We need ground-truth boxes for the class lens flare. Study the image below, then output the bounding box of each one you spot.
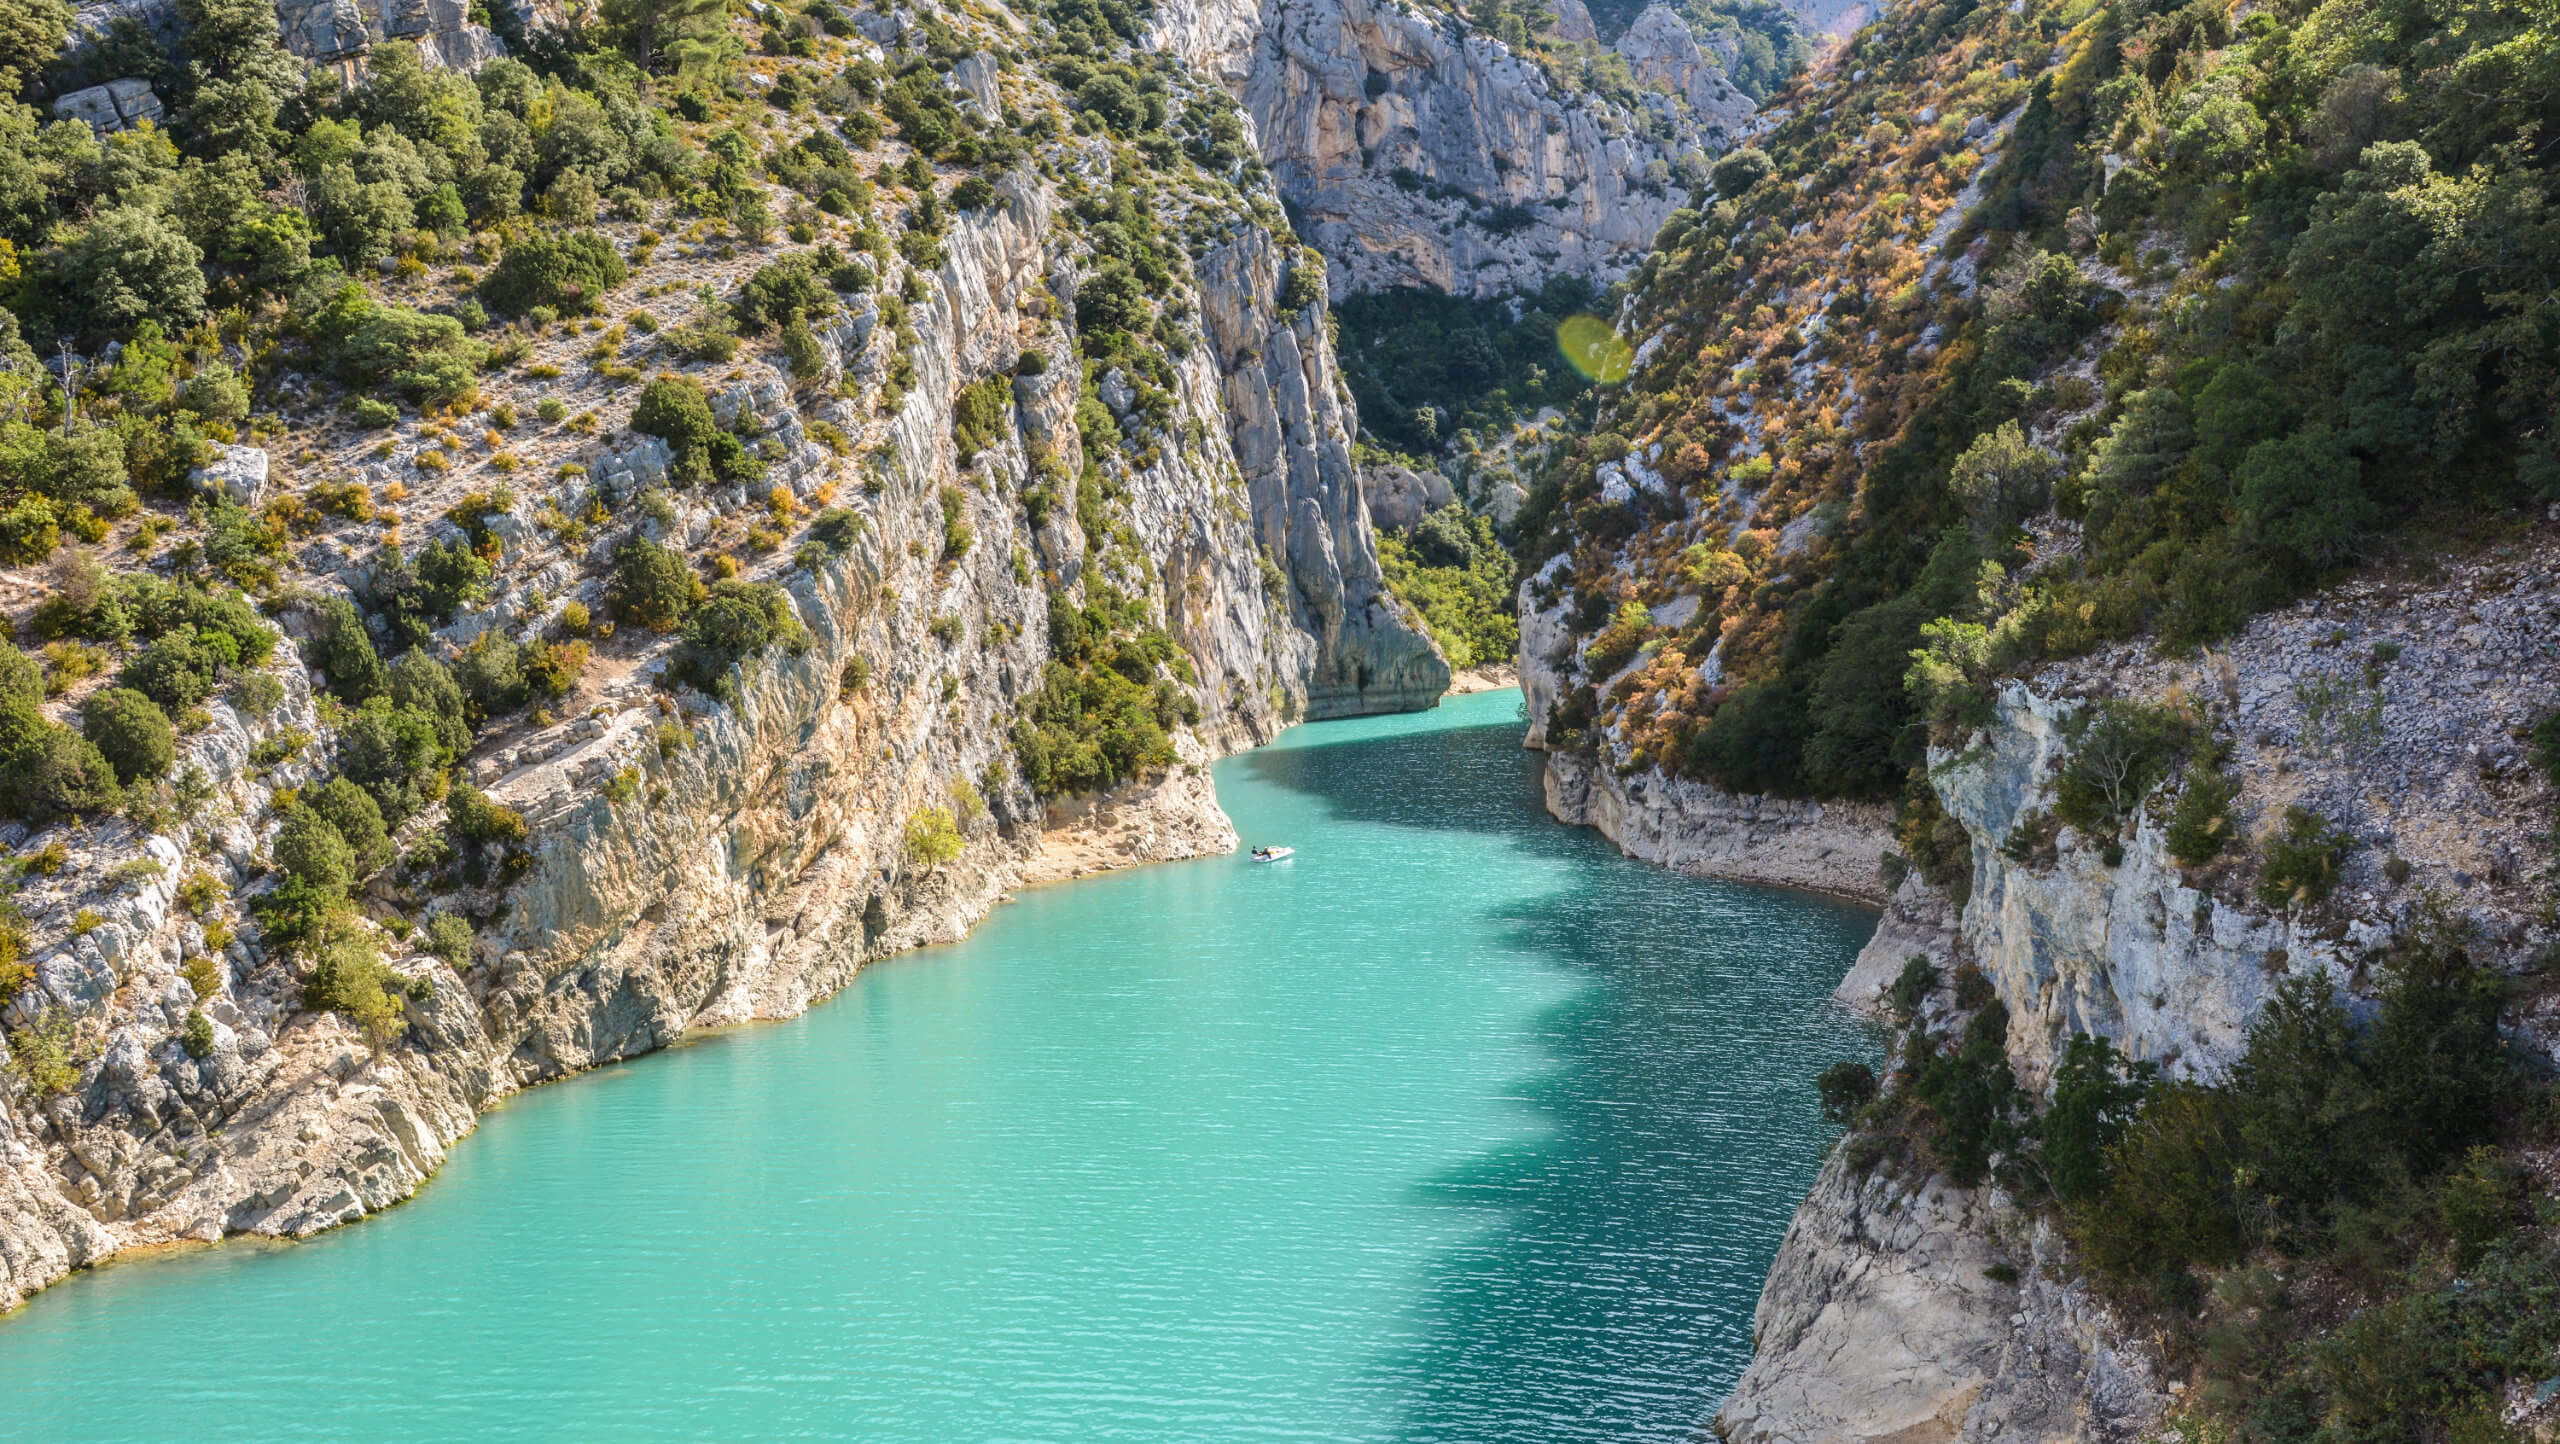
[1557,314,1634,383]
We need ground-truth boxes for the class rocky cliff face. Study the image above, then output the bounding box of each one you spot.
[1699,538,2560,1440]
[67,0,507,83]
[0,92,1442,1308]
[1153,0,1752,295]
[1715,1152,2166,1444]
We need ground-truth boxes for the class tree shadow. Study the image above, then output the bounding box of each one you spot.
[1246,713,1883,1441]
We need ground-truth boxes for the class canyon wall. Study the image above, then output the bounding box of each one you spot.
[1545,540,2560,1441]
[0,121,1442,1307]
[1154,0,1753,295]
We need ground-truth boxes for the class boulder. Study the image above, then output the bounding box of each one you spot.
[51,78,163,134]
[1359,460,1454,533]
[192,443,268,507]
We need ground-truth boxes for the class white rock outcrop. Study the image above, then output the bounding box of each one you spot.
[1154,0,1751,295]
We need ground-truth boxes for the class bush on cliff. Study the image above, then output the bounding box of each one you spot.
[478,230,628,317]
[606,535,704,634]
[81,687,174,784]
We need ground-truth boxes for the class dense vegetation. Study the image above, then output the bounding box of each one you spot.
[1332,277,1603,456]
[1012,589,1198,797]
[1376,506,1518,671]
[1531,0,2560,825]
[1448,0,1811,103]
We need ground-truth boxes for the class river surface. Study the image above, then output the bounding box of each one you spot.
[0,689,1875,1440]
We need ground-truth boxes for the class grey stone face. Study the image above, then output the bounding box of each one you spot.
[51,77,165,133]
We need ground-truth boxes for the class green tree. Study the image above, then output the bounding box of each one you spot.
[120,631,220,710]
[2362,908,2515,1173]
[607,536,702,633]
[1710,145,1773,197]
[1815,1060,1878,1127]
[272,806,356,895]
[306,775,393,876]
[478,230,628,316]
[600,0,732,76]
[2238,428,2373,572]
[80,686,174,784]
[336,699,448,823]
[179,0,303,161]
[386,650,470,756]
[1947,422,2059,536]
[55,207,206,338]
[308,597,388,701]
[0,0,70,99]
[0,705,121,820]
[2041,1034,2155,1205]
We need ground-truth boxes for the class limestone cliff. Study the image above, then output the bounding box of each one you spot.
[1153,0,1753,295]
[0,57,1442,1309]
[1694,541,2560,1440]
[1714,1153,2166,1444]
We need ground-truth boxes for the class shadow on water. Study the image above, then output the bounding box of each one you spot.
[1246,708,1882,1442]
[1233,712,1560,846]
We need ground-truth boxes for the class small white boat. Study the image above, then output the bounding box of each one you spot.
[1251,846,1295,862]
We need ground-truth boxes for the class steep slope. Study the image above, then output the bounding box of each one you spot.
[1507,0,2560,1434]
[1154,0,1758,295]
[0,0,1440,1308]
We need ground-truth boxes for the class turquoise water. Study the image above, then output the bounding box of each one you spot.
[0,689,1876,1441]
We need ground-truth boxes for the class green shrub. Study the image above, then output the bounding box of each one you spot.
[478,230,628,316]
[352,397,400,428]
[1376,507,1517,671]
[81,687,174,784]
[445,782,528,848]
[1888,954,1937,1018]
[386,652,470,756]
[336,699,450,824]
[1816,1060,1878,1127]
[120,631,222,711]
[733,253,834,333]
[952,376,1012,464]
[273,807,356,896]
[180,1008,215,1058]
[673,580,805,697]
[5,1010,78,1098]
[2053,701,2191,839]
[307,776,394,876]
[302,926,409,1049]
[806,507,865,554]
[939,485,973,558]
[453,632,528,722]
[2164,761,2238,867]
[305,598,387,702]
[1908,1000,2030,1187]
[782,312,825,381]
[2256,806,2349,912]
[1010,658,1183,797]
[1277,250,1325,312]
[308,283,487,408]
[629,375,755,487]
[423,912,475,970]
[0,697,123,821]
[607,536,704,633]
[2041,1034,2155,1205]
[903,806,962,867]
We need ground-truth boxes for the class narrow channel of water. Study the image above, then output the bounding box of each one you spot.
[0,689,1876,1440]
